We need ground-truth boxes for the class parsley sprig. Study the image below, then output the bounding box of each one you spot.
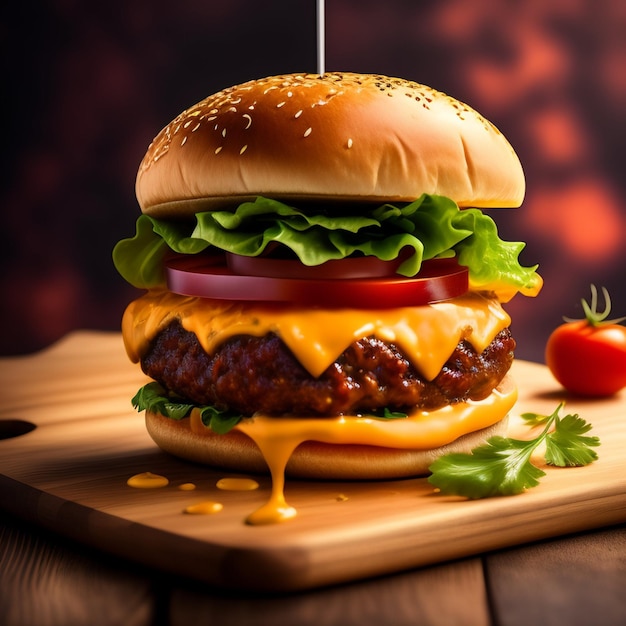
[427,403,600,499]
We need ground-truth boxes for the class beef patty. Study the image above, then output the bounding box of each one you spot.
[141,321,515,417]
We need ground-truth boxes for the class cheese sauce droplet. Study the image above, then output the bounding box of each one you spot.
[127,472,169,488]
[184,501,224,515]
[216,477,259,491]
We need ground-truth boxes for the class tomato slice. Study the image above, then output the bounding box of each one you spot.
[165,254,468,308]
[227,251,409,279]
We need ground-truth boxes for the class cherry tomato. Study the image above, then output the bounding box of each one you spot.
[165,254,468,308]
[545,286,626,396]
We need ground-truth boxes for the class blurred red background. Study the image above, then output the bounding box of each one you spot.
[2,1,625,362]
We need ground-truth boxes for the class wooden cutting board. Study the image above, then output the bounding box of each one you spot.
[0,331,624,592]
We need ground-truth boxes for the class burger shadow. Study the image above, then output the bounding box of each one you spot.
[18,447,273,495]
[525,388,622,407]
[19,444,424,492]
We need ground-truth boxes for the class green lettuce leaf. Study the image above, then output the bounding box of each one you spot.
[130,381,409,434]
[131,382,243,434]
[112,194,541,298]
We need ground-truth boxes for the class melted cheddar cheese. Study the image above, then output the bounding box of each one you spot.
[125,289,515,524]
[122,290,510,380]
[188,383,517,524]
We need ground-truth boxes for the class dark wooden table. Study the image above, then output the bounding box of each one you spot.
[1,510,624,626]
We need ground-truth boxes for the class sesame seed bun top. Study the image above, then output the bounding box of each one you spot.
[136,72,525,218]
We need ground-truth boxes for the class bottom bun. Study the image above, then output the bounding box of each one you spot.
[145,384,514,480]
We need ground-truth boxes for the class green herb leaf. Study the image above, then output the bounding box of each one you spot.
[520,411,552,427]
[428,403,600,499]
[131,383,243,434]
[132,382,192,419]
[198,405,245,435]
[428,436,545,499]
[365,407,409,419]
[545,413,600,467]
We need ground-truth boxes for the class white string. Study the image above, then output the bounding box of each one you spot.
[317,0,325,75]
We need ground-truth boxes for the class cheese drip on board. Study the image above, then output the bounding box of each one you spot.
[122,290,510,380]
[188,382,517,524]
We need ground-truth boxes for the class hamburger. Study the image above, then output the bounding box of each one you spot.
[113,72,542,489]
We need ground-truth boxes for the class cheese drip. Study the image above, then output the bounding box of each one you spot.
[188,383,518,524]
[122,291,510,380]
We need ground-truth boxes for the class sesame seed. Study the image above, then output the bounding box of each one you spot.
[294,110,303,118]
[347,138,353,148]
[222,128,227,138]
[215,146,223,154]
[240,145,248,155]
[227,106,237,113]
[181,136,187,146]
[303,127,312,137]
[191,123,201,132]
[243,114,252,129]
[277,102,286,108]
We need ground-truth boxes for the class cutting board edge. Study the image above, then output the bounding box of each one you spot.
[2,469,625,592]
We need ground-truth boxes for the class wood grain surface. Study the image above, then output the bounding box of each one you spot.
[2,508,624,626]
[0,331,624,592]
[0,511,155,626]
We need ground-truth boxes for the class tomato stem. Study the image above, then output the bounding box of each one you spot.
[564,284,626,327]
